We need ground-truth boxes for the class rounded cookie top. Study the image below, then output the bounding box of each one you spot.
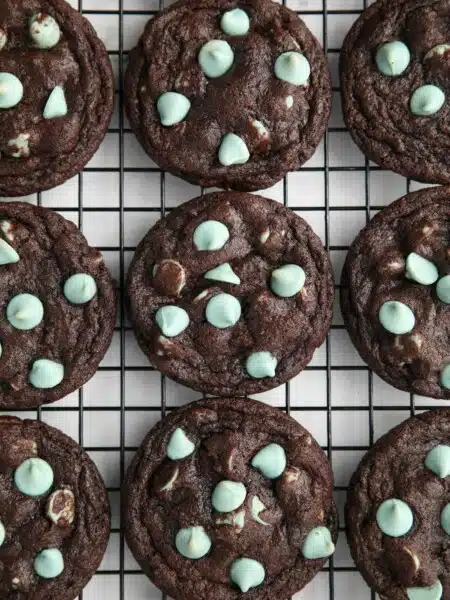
[341,186,450,399]
[127,191,333,396]
[124,396,338,600]
[341,0,450,184]
[0,0,114,197]
[346,409,450,600]
[0,201,116,409]
[125,0,331,192]
[0,416,110,599]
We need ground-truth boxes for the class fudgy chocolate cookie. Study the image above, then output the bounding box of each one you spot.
[127,191,333,396]
[341,186,450,399]
[125,0,331,192]
[0,201,116,409]
[341,0,450,184]
[0,416,110,599]
[124,396,338,600]
[346,409,450,600]
[0,0,114,197]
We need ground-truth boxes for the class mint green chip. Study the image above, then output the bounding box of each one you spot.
[410,85,445,116]
[376,498,413,537]
[246,351,277,378]
[437,275,450,304]
[230,558,265,592]
[14,457,54,497]
[379,300,415,335]
[34,548,64,579]
[176,526,211,559]
[221,9,250,36]
[205,293,241,328]
[198,40,234,78]
[405,253,438,285]
[155,306,189,337]
[274,51,310,86]
[375,41,410,76]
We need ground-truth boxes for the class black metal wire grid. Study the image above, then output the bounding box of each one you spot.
[3,0,443,598]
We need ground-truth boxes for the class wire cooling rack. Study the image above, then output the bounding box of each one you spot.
[2,0,445,598]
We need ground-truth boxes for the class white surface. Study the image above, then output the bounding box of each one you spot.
[3,1,438,599]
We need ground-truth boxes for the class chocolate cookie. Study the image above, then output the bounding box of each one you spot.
[125,0,331,192]
[341,0,450,184]
[345,408,450,600]
[0,415,110,599]
[0,0,114,197]
[341,186,450,399]
[0,201,116,409]
[124,396,338,600]
[127,191,333,396]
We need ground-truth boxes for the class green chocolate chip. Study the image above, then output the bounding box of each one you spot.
[64,274,97,304]
[155,306,189,337]
[302,527,335,560]
[425,445,450,478]
[14,458,54,497]
[218,133,250,166]
[205,263,240,285]
[205,293,241,328]
[30,13,61,49]
[441,503,450,535]
[194,220,230,251]
[7,293,44,330]
[274,51,310,86]
[251,496,268,525]
[410,85,445,116]
[376,499,413,537]
[251,443,286,479]
[375,41,410,76]
[436,275,450,303]
[34,548,64,579]
[198,40,234,78]
[212,480,246,513]
[43,86,67,119]
[405,253,439,285]
[407,581,443,600]
[0,73,23,109]
[271,264,306,297]
[378,300,415,335]
[221,8,250,36]
[285,95,294,108]
[441,365,450,389]
[167,428,195,460]
[246,351,277,378]
[0,238,19,265]
[230,558,265,592]
[156,92,191,126]
[0,521,5,546]
[176,526,211,559]
[29,359,64,389]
